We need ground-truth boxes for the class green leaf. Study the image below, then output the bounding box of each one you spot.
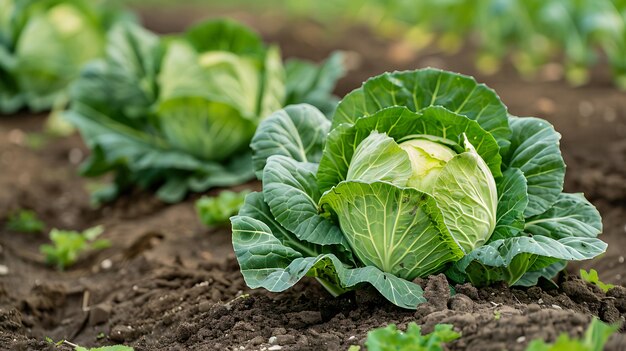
[365,322,460,351]
[318,106,502,193]
[263,155,350,249]
[524,193,602,239]
[69,21,162,121]
[156,96,256,161]
[319,181,464,280]
[184,18,264,57]
[504,116,565,217]
[284,51,345,116]
[580,269,615,293]
[231,215,425,309]
[452,235,607,286]
[5,209,45,233]
[333,68,511,153]
[515,261,566,287]
[158,39,263,118]
[251,104,330,178]
[433,137,498,253]
[237,192,332,258]
[346,131,412,186]
[258,45,286,118]
[525,318,618,351]
[491,168,528,240]
[196,190,251,227]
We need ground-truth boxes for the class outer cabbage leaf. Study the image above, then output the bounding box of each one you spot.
[250,104,330,178]
[333,68,511,153]
[184,18,264,57]
[284,51,345,116]
[524,193,602,239]
[504,116,565,217]
[514,261,567,287]
[318,106,502,193]
[449,235,606,286]
[262,155,351,250]
[491,167,528,240]
[65,105,253,203]
[69,22,162,122]
[319,181,464,280]
[232,208,426,309]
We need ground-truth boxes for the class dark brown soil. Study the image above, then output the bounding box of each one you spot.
[1,6,626,351]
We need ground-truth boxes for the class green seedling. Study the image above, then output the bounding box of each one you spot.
[525,318,619,351]
[196,190,251,227]
[40,225,109,270]
[5,209,45,233]
[365,323,460,351]
[46,337,134,351]
[580,269,615,293]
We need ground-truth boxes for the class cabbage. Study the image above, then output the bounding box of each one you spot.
[0,0,130,113]
[66,19,345,203]
[232,68,606,309]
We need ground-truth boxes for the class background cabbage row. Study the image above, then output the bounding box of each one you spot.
[0,0,131,113]
[66,19,345,203]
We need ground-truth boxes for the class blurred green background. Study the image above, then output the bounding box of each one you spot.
[126,0,626,89]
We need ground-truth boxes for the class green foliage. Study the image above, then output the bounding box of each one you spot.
[45,337,134,351]
[40,225,109,270]
[0,0,132,113]
[580,269,615,293]
[5,209,44,233]
[365,323,460,351]
[232,68,606,309]
[66,18,344,203]
[201,0,626,90]
[196,190,251,227]
[525,318,619,351]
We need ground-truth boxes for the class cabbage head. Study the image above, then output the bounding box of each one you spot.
[0,0,130,113]
[65,19,345,203]
[231,69,606,309]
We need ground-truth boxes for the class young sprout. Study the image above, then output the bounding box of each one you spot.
[196,190,251,227]
[5,209,45,233]
[580,269,615,293]
[40,225,109,270]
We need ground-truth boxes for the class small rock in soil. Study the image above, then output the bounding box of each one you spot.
[110,325,136,342]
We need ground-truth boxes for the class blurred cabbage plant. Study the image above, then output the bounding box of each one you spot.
[65,19,345,203]
[0,0,131,113]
